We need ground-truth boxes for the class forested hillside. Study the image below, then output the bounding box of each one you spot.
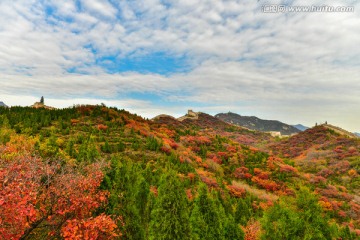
[0,105,359,239]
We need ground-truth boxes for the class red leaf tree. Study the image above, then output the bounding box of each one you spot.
[0,156,119,239]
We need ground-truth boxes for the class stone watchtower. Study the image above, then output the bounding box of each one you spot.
[187,110,197,117]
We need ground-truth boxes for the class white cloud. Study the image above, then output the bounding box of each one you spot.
[0,0,359,131]
[80,0,117,19]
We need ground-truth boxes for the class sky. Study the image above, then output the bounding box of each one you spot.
[0,0,359,132]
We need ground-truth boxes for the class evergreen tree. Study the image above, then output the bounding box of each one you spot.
[224,215,244,240]
[189,183,231,240]
[40,96,44,104]
[102,158,145,239]
[261,187,333,240]
[149,171,191,240]
[235,197,253,225]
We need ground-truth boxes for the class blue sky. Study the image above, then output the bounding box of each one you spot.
[0,0,360,132]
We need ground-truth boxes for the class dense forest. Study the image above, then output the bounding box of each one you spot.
[0,105,359,239]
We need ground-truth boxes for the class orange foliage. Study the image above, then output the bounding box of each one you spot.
[226,146,237,153]
[253,168,270,180]
[61,214,120,239]
[187,173,196,182]
[243,220,261,240]
[319,200,333,211]
[251,176,280,192]
[338,210,347,218]
[194,156,202,164]
[227,185,246,198]
[259,200,274,210]
[348,169,357,177]
[97,124,108,131]
[71,119,80,125]
[186,189,193,201]
[279,164,298,174]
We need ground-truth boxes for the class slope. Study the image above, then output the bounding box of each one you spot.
[0,106,359,238]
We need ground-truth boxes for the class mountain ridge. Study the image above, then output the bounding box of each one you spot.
[215,112,300,135]
[292,124,309,131]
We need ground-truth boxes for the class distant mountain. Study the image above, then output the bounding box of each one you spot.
[292,124,309,131]
[354,132,360,137]
[0,101,8,107]
[215,112,300,135]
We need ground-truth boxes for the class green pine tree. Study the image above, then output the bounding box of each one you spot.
[190,183,226,240]
[149,171,191,240]
[261,187,333,240]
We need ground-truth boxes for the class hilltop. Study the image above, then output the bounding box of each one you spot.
[215,112,300,136]
[0,106,359,239]
[0,101,8,107]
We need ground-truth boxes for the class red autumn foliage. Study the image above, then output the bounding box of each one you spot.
[243,220,261,240]
[338,210,347,218]
[169,141,179,150]
[181,135,211,146]
[186,189,193,201]
[97,124,108,131]
[226,146,237,153]
[150,186,158,197]
[199,175,218,188]
[61,214,120,239]
[212,156,223,164]
[234,167,252,180]
[279,164,298,174]
[350,202,360,220]
[310,175,327,184]
[251,176,280,192]
[317,168,334,178]
[160,145,171,155]
[0,156,118,239]
[348,146,357,154]
[259,200,274,210]
[253,168,270,180]
[317,185,353,201]
[196,136,211,145]
[331,161,350,174]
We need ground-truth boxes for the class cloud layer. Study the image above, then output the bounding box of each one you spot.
[0,0,359,131]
